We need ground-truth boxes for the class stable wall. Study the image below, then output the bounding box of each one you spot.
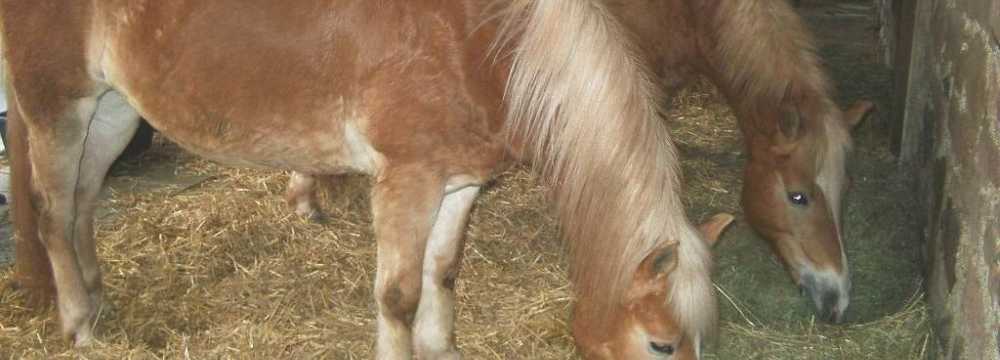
[876,0,1000,358]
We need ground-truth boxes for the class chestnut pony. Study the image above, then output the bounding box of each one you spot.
[287,0,875,323]
[2,0,733,358]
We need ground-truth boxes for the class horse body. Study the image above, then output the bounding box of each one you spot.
[4,0,725,358]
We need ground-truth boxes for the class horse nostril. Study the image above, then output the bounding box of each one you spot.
[799,275,847,324]
[822,307,836,323]
[821,306,844,324]
[829,309,842,324]
[817,290,844,324]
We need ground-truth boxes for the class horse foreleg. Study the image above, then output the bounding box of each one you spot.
[371,170,445,359]
[413,185,479,360]
[20,90,139,345]
[7,103,56,306]
[71,91,142,312]
[21,105,99,345]
[285,172,322,221]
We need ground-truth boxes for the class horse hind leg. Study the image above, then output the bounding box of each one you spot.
[18,89,140,345]
[285,172,323,221]
[371,169,447,359]
[413,185,480,359]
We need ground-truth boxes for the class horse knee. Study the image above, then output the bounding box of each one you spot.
[36,210,72,250]
[377,273,422,325]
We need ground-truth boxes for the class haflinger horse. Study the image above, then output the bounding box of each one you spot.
[610,0,872,324]
[2,0,735,358]
[285,0,875,323]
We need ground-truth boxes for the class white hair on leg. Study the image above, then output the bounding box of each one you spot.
[413,185,480,359]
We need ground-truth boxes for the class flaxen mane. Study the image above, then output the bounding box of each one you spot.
[711,1,828,111]
[496,0,715,338]
[710,0,852,179]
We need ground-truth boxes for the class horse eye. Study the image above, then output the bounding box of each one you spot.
[649,341,675,355]
[788,192,809,206]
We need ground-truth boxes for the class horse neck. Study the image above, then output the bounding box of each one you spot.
[691,0,845,149]
[605,0,705,83]
[498,0,712,333]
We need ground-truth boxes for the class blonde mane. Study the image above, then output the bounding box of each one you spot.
[709,0,855,198]
[710,0,846,137]
[495,0,715,338]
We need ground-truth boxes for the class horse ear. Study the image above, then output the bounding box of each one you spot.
[778,106,803,140]
[698,213,734,247]
[843,100,875,129]
[639,243,679,278]
[771,107,802,156]
[629,244,680,298]
[625,243,677,303]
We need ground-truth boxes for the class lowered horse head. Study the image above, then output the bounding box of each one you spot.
[673,0,876,323]
[740,96,873,323]
[572,215,734,360]
[605,0,878,322]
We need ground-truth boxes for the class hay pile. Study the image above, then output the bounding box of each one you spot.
[714,293,931,359]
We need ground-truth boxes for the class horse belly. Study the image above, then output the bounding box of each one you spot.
[142,100,381,175]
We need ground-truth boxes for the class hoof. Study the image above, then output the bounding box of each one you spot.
[307,210,327,223]
[72,329,95,347]
[60,300,98,347]
[293,202,325,223]
[64,318,95,347]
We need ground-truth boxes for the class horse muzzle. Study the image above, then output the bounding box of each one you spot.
[798,269,850,323]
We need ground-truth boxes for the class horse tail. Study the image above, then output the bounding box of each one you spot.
[497,0,715,336]
[6,86,56,307]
